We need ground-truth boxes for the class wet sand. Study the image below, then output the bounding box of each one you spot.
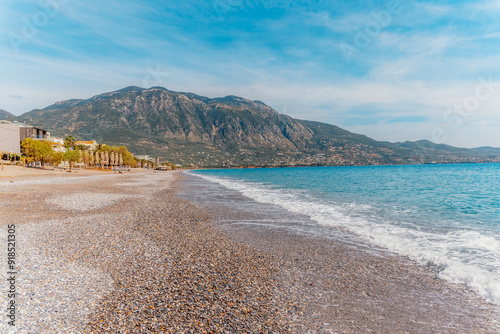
[0,170,499,333]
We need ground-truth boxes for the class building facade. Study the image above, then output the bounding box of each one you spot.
[75,140,98,151]
[0,122,21,154]
[0,121,48,155]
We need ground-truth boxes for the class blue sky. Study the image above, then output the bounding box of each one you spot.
[1,0,500,147]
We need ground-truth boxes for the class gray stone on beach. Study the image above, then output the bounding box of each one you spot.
[46,193,135,212]
[0,221,114,333]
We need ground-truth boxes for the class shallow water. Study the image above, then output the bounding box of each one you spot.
[186,163,500,305]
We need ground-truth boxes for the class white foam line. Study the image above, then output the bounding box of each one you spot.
[188,171,500,305]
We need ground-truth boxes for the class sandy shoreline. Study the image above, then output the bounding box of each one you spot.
[1,170,499,333]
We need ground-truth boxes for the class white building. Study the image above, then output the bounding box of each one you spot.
[0,120,48,155]
[0,122,21,154]
[75,140,98,151]
[47,134,66,152]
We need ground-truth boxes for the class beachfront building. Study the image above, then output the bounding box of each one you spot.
[0,121,22,155]
[46,134,65,152]
[135,154,151,161]
[75,140,98,151]
[0,120,48,155]
[50,141,65,152]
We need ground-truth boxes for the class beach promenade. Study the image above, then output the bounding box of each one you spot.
[0,166,499,333]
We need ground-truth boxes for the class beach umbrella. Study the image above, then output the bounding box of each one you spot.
[110,152,115,168]
[90,152,94,167]
[84,150,89,168]
[101,151,105,168]
[104,151,109,169]
[95,151,100,166]
[119,154,123,166]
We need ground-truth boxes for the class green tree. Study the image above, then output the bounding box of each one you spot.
[106,145,137,167]
[64,135,76,150]
[75,144,86,151]
[63,150,80,169]
[49,151,64,167]
[21,138,53,169]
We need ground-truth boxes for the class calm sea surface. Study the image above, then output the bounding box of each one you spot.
[188,163,500,305]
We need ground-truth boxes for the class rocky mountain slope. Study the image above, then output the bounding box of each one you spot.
[13,87,500,167]
[0,109,16,121]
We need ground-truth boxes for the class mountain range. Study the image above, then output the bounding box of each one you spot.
[5,86,500,167]
[0,109,16,121]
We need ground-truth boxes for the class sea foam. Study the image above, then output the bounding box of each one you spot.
[190,171,500,305]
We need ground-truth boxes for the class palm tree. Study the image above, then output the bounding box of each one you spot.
[64,135,76,150]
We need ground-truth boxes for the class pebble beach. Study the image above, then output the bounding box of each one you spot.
[1,167,500,333]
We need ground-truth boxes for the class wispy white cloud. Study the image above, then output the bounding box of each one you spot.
[2,0,500,148]
[469,0,500,12]
[418,3,455,16]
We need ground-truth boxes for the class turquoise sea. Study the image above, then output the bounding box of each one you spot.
[188,163,500,305]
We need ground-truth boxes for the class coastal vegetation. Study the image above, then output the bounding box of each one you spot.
[20,137,137,169]
[21,138,57,169]
[63,149,80,169]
